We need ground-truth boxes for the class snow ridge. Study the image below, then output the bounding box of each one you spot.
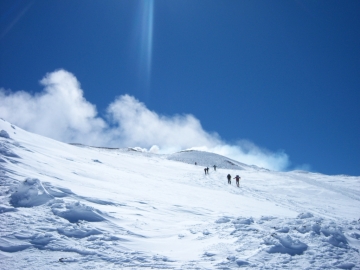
[167,150,262,171]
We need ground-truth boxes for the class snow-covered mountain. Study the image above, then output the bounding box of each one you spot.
[0,118,359,269]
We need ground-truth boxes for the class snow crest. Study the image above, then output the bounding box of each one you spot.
[50,200,105,223]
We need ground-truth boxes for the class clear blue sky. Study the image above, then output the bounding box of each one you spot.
[1,0,359,175]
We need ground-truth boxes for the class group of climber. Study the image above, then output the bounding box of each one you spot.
[196,162,241,187]
[227,174,241,187]
[202,165,217,175]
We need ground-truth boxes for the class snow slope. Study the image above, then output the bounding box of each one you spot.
[0,118,359,269]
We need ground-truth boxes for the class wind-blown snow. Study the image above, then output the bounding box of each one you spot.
[0,118,359,269]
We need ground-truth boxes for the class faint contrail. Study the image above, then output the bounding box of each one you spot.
[1,1,34,39]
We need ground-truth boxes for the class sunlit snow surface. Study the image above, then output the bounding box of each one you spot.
[0,118,359,269]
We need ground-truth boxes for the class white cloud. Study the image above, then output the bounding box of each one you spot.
[0,69,290,171]
[107,94,221,150]
[0,69,107,145]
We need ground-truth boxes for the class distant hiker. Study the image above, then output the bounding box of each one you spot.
[206,167,209,174]
[227,174,231,184]
[204,168,207,175]
[195,162,197,165]
[213,165,217,171]
[234,175,241,187]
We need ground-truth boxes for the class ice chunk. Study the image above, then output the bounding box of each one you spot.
[10,178,53,207]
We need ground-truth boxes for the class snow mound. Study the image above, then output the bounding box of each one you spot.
[30,233,57,247]
[259,216,277,222]
[349,232,360,240]
[10,178,53,207]
[297,212,314,219]
[0,204,17,213]
[0,130,10,139]
[0,237,32,252]
[337,262,356,269]
[0,142,20,158]
[265,234,308,255]
[215,217,231,223]
[236,259,250,266]
[57,223,102,238]
[233,217,254,225]
[167,150,251,170]
[275,226,290,233]
[321,225,348,248]
[50,200,105,223]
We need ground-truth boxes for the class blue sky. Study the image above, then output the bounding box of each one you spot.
[0,0,359,175]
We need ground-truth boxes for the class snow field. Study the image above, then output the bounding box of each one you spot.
[0,118,360,269]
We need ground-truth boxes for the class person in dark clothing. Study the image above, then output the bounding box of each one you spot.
[234,175,241,187]
[206,167,209,174]
[213,165,217,171]
[227,174,231,184]
[204,168,207,175]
